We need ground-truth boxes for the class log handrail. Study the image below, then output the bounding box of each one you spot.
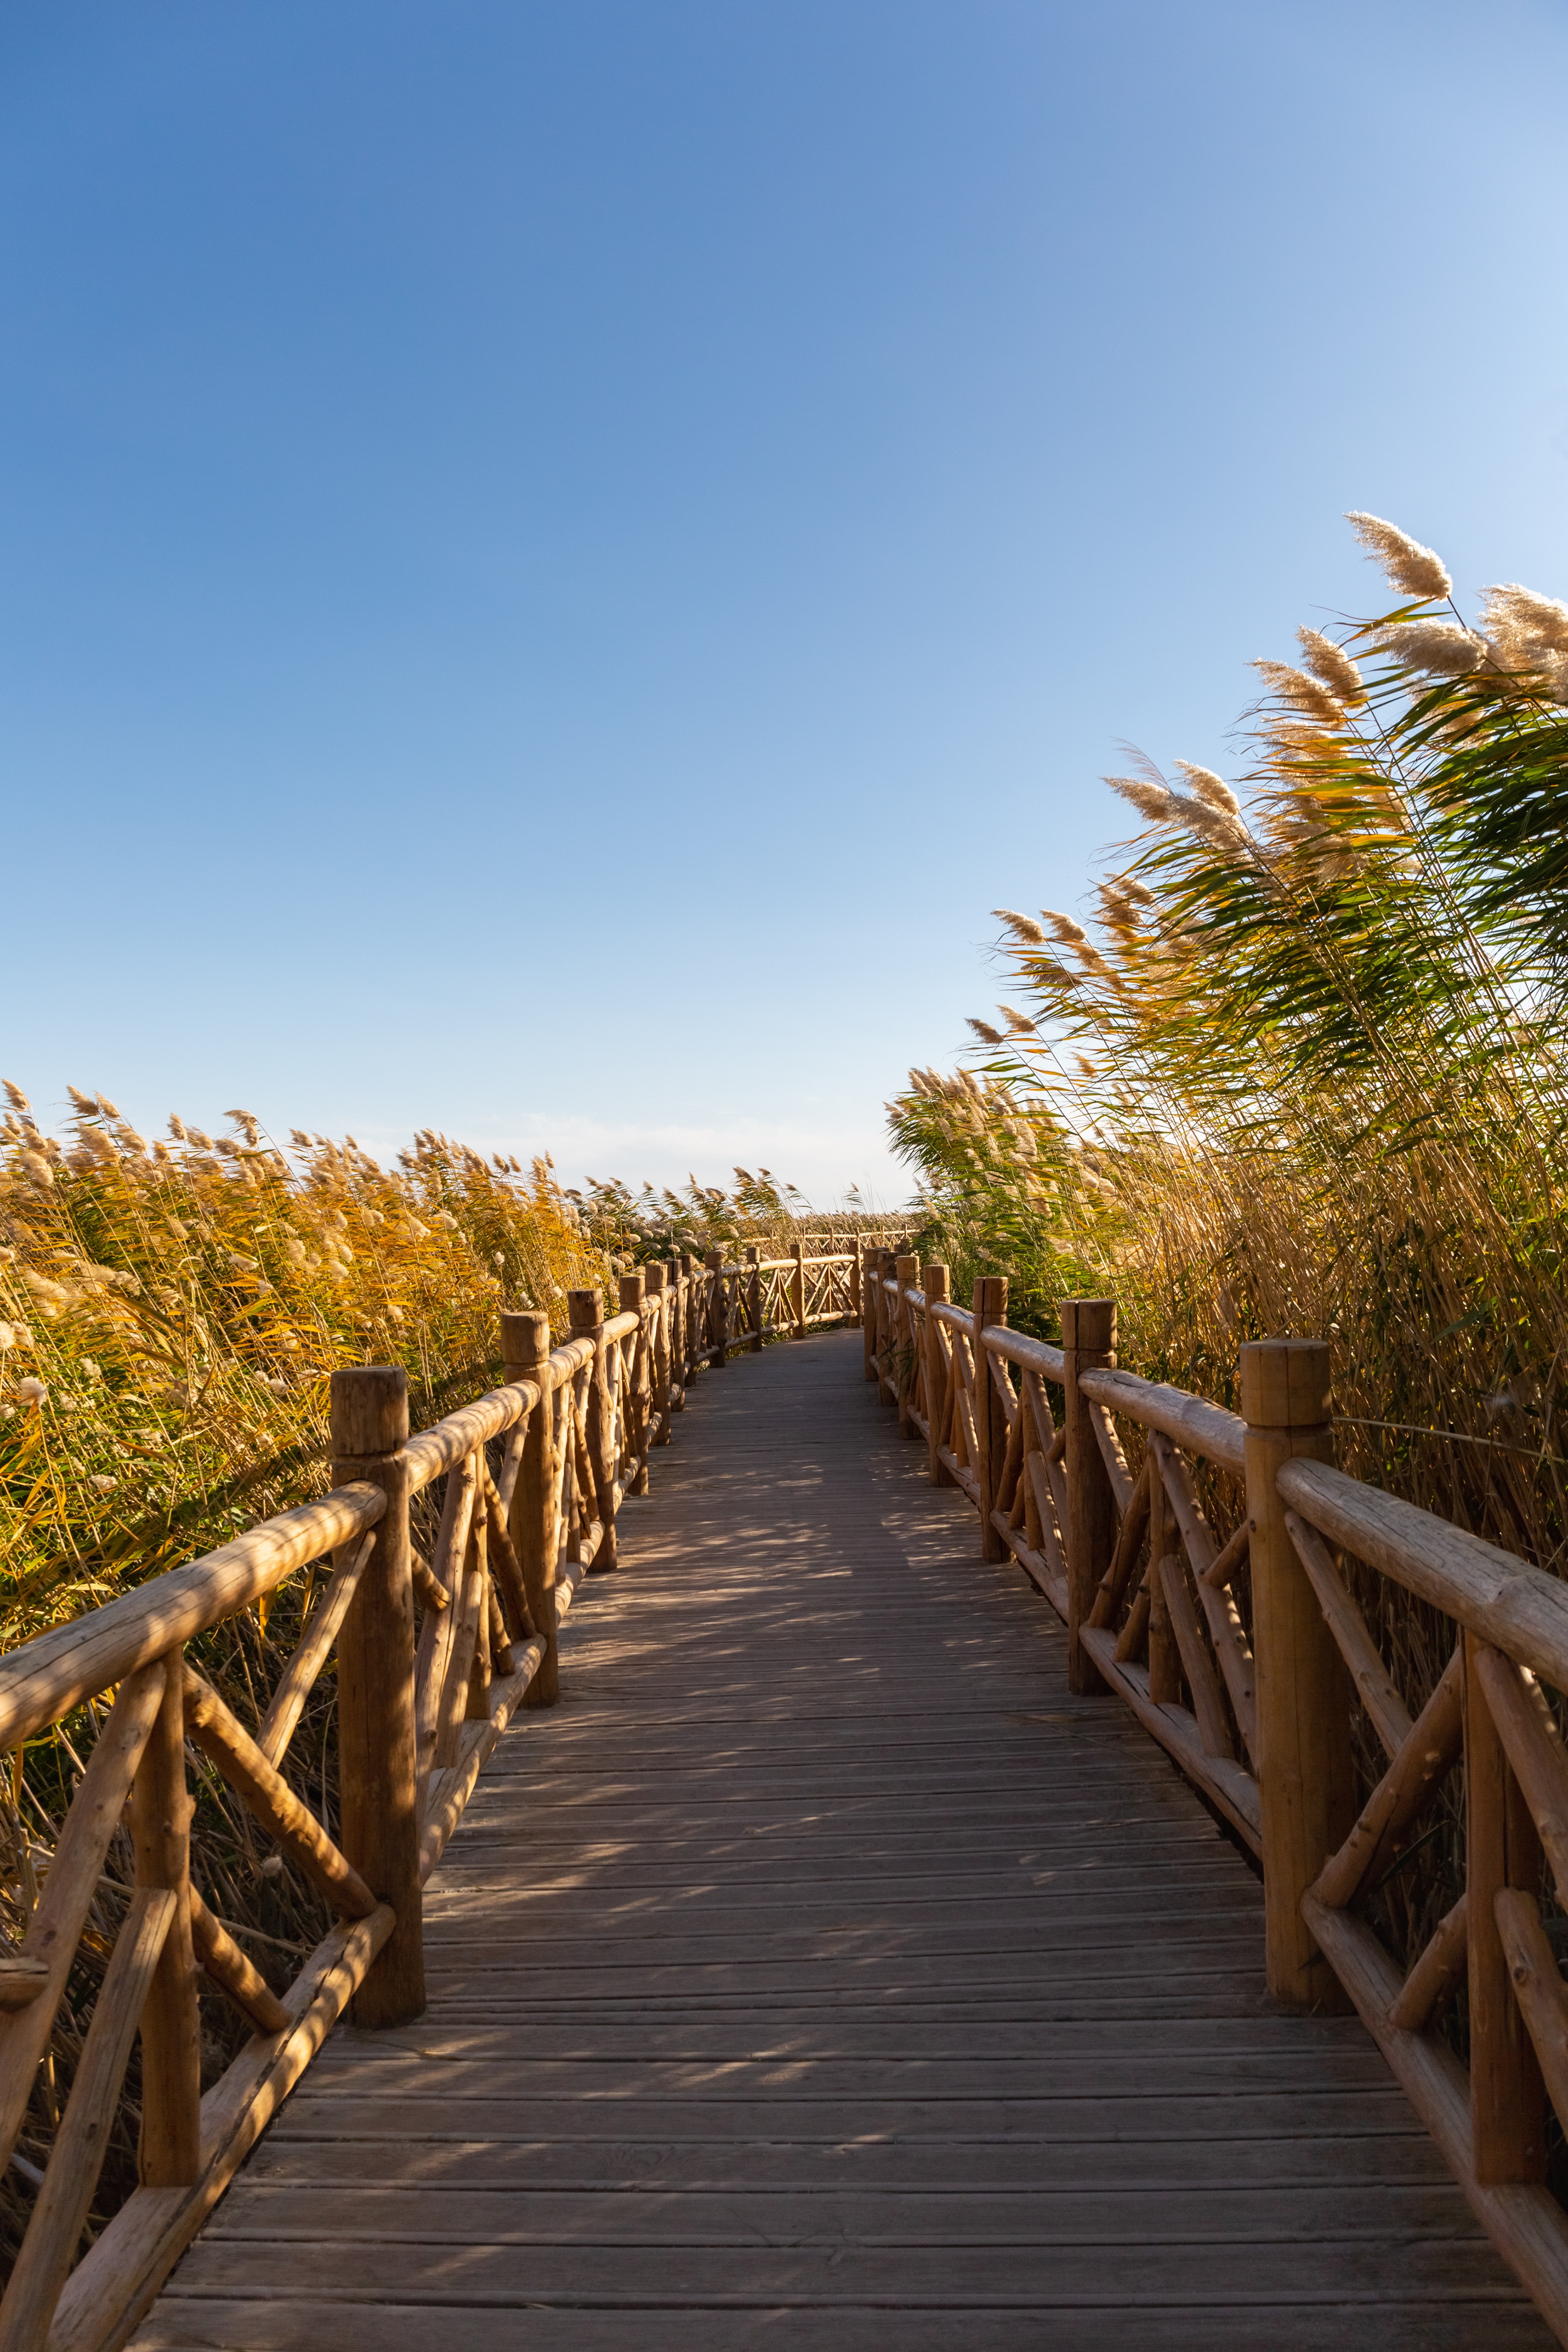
[1278,1455,1568,1697]
[0,1248,864,2352]
[0,1489,387,1753]
[866,1261,1568,2345]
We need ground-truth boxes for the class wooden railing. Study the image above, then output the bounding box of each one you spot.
[864,1246,1568,2344]
[0,1249,858,2352]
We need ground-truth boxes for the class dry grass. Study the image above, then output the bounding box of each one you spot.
[0,1094,879,2269]
[889,511,1568,2004]
[0,1100,611,1646]
[0,1096,622,2262]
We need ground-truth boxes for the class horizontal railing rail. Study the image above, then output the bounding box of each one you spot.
[862,1244,1568,2347]
[0,1246,858,2352]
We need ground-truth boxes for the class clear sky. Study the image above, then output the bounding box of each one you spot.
[4,1,1568,1205]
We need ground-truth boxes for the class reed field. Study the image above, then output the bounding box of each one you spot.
[0,1097,860,2261]
[891,510,1568,1995]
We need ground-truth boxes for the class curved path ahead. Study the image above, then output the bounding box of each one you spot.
[134,1329,1547,2350]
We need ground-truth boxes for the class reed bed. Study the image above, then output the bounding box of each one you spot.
[0,1101,616,2259]
[0,1097,870,2266]
[573,1165,879,1267]
[890,512,1568,1996]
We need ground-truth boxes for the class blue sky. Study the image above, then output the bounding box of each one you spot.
[4,1,1568,1203]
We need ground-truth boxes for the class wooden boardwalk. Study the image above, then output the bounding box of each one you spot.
[134,1330,1550,2350]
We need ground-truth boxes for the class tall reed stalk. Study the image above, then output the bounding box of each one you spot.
[889,513,1568,1995]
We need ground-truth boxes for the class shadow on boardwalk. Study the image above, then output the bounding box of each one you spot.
[133,1329,1550,2349]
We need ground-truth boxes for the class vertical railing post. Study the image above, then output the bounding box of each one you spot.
[705,1247,728,1366]
[849,1249,861,1323]
[876,1249,896,1400]
[129,1651,201,2180]
[619,1270,651,1495]
[1467,1634,1546,2182]
[973,1275,1008,1561]
[894,1254,918,1437]
[330,1364,425,2025]
[569,1287,618,1570]
[746,1244,763,1352]
[1240,1338,1354,2010]
[646,1263,672,1443]
[862,1247,879,1383]
[922,1262,953,1486]
[674,1253,691,1404]
[502,1310,558,1707]
[789,1241,806,1338]
[1061,1299,1115,1699]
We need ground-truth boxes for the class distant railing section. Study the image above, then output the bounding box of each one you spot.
[0,1247,860,2352]
[863,1245,1568,2348]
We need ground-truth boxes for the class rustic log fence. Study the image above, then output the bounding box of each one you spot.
[0,1245,863,2352]
[864,1245,1568,2344]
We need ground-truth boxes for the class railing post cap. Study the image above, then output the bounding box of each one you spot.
[567,1286,603,1332]
[644,1262,668,1292]
[1059,1297,1114,1350]
[1239,1337,1331,1428]
[329,1365,409,1454]
[500,1307,551,1369]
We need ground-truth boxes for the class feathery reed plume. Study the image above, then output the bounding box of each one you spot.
[1106,775,1177,824]
[1377,619,1488,676]
[967,1017,1005,1045]
[1475,584,1568,700]
[1108,774,1248,848]
[1173,760,1243,815]
[2,1081,29,1112]
[992,908,1047,943]
[1297,627,1366,706]
[1480,582,1568,658]
[1041,910,1088,946]
[1346,511,1452,601]
[1252,659,1344,727]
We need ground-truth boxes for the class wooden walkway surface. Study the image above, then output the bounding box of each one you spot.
[134,1330,1550,2349]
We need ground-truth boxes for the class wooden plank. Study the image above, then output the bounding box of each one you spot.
[138,2234,1537,2301]
[235,2127,1451,2187]
[131,2306,1557,2352]
[197,2180,1484,2241]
